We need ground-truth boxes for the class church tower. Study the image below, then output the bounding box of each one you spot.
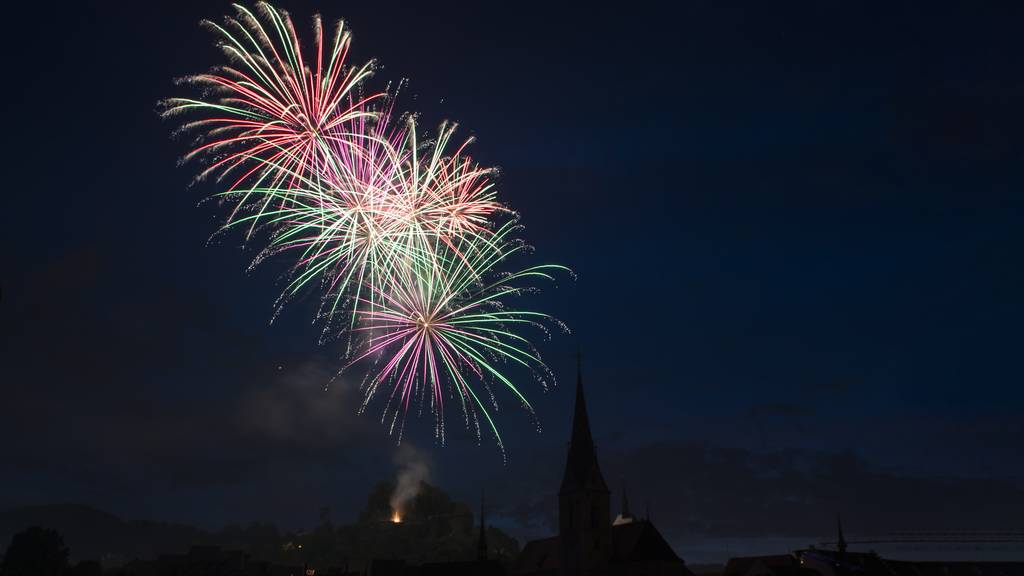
[559,358,611,575]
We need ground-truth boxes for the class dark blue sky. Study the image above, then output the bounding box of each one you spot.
[2,0,1023,563]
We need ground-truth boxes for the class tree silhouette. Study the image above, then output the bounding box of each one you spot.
[0,526,70,576]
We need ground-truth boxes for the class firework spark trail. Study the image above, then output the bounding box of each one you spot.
[164,2,569,450]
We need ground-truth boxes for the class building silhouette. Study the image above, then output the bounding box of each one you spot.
[515,361,693,576]
[723,518,1024,576]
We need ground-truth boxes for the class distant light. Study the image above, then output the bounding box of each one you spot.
[391,510,402,524]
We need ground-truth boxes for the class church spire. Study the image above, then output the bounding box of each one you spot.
[569,353,595,449]
[836,513,847,555]
[478,491,488,561]
[622,480,631,518]
[560,353,608,494]
[558,352,612,575]
[613,480,636,525]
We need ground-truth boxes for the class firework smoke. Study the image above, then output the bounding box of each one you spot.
[389,444,430,522]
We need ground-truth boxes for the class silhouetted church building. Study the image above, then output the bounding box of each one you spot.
[515,364,693,576]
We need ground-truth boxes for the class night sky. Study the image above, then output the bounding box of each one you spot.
[3,0,1023,564]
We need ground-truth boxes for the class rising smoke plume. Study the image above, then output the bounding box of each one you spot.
[389,444,431,520]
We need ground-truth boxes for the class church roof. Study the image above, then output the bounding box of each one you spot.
[516,521,689,575]
[610,520,686,565]
[559,360,609,494]
[515,536,560,575]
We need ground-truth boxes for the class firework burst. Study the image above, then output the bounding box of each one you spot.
[224,109,507,334]
[160,2,380,209]
[164,2,569,450]
[345,222,568,451]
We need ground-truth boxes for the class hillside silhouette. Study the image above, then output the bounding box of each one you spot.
[0,482,518,571]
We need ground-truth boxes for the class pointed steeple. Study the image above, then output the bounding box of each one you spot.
[622,481,631,518]
[560,354,609,494]
[613,480,636,525]
[478,491,488,561]
[836,513,847,555]
[558,352,613,575]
